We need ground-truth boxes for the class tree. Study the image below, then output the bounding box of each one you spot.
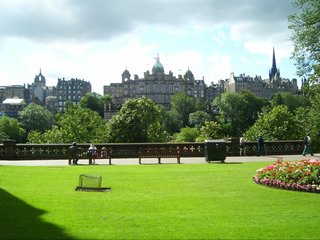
[196,121,223,142]
[0,116,26,142]
[270,92,310,112]
[245,105,300,141]
[240,90,267,127]
[80,92,114,117]
[105,97,168,143]
[288,0,320,86]
[27,105,107,143]
[19,103,53,134]
[161,109,183,134]
[188,111,211,129]
[214,92,249,136]
[170,93,196,127]
[172,127,199,142]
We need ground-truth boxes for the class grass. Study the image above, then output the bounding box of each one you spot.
[0,162,320,239]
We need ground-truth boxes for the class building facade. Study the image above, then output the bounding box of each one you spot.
[104,55,206,109]
[224,48,298,98]
[56,78,91,112]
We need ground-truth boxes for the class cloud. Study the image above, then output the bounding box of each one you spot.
[0,0,299,93]
[0,0,296,43]
[208,54,232,81]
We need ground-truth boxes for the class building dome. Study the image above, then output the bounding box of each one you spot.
[122,69,130,75]
[152,55,164,75]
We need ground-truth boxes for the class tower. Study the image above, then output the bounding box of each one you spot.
[269,47,280,81]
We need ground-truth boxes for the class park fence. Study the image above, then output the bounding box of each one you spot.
[0,139,304,161]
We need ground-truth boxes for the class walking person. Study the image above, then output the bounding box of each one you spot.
[302,135,314,156]
[257,134,265,156]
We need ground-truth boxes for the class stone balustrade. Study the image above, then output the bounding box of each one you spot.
[0,139,304,161]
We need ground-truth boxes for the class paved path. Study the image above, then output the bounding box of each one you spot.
[0,154,318,166]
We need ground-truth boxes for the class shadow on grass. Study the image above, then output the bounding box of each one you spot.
[0,188,75,240]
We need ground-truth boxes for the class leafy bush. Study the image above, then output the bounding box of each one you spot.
[253,159,320,193]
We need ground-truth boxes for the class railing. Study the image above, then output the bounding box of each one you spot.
[0,139,304,161]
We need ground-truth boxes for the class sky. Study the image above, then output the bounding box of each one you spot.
[0,0,299,94]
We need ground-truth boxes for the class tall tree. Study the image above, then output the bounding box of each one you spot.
[80,92,114,117]
[270,92,310,112]
[240,90,267,127]
[188,111,211,129]
[0,116,26,142]
[288,0,320,89]
[27,105,106,143]
[170,93,196,127]
[18,103,53,134]
[245,105,300,141]
[213,92,249,137]
[196,121,223,142]
[105,97,168,143]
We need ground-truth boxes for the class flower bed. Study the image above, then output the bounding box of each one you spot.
[253,159,320,193]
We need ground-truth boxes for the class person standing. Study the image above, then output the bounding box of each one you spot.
[239,136,245,156]
[257,134,265,156]
[302,135,314,156]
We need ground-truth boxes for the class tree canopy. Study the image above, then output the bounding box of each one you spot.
[213,91,265,137]
[245,105,300,141]
[28,105,106,143]
[19,103,53,134]
[105,97,168,143]
[0,116,26,142]
[170,93,197,127]
[80,92,114,117]
[288,0,320,84]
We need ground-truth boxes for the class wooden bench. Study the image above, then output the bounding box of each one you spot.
[68,148,111,165]
[138,147,180,164]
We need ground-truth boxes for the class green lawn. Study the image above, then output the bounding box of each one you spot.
[0,162,319,239]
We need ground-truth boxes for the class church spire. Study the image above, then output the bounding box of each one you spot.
[272,47,276,70]
[269,47,280,80]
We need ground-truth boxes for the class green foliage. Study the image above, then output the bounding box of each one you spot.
[240,90,268,127]
[245,105,300,141]
[172,127,199,142]
[0,116,26,142]
[196,121,223,142]
[170,93,196,127]
[105,97,168,143]
[214,91,265,136]
[294,99,320,152]
[188,110,211,129]
[80,92,114,117]
[18,103,53,134]
[270,92,310,112]
[161,109,183,134]
[28,105,106,143]
[288,0,320,87]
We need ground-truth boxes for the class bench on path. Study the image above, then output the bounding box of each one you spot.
[68,148,111,165]
[138,147,180,164]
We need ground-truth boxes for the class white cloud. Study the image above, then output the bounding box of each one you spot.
[207,54,232,81]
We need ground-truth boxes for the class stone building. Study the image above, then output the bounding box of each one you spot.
[0,85,28,103]
[27,69,56,105]
[56,78,91,112]
[0,85,29,118]
[224,48,298,98]
[1,98,26,119]
[104,55,206,109]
